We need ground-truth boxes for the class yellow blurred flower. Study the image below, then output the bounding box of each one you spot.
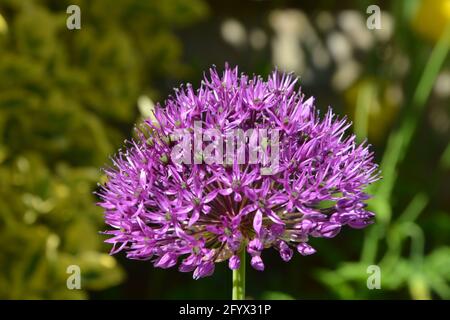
[412,0,450,42]
[0,13,8,35]
[408,274,432,300]
[345,78,401,143]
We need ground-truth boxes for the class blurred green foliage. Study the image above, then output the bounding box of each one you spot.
[0,0,207,299]
[318,0,450,299]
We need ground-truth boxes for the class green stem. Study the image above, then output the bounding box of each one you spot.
[354,80,374,141]
[232,250,246,300]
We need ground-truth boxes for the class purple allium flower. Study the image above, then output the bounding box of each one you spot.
[97,64,379,279]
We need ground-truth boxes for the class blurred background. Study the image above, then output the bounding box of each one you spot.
[0,0,449,299]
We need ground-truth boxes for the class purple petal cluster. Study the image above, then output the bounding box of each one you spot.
[97,64,379,279]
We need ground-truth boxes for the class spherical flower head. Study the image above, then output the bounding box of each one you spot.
[97,64,380,279]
